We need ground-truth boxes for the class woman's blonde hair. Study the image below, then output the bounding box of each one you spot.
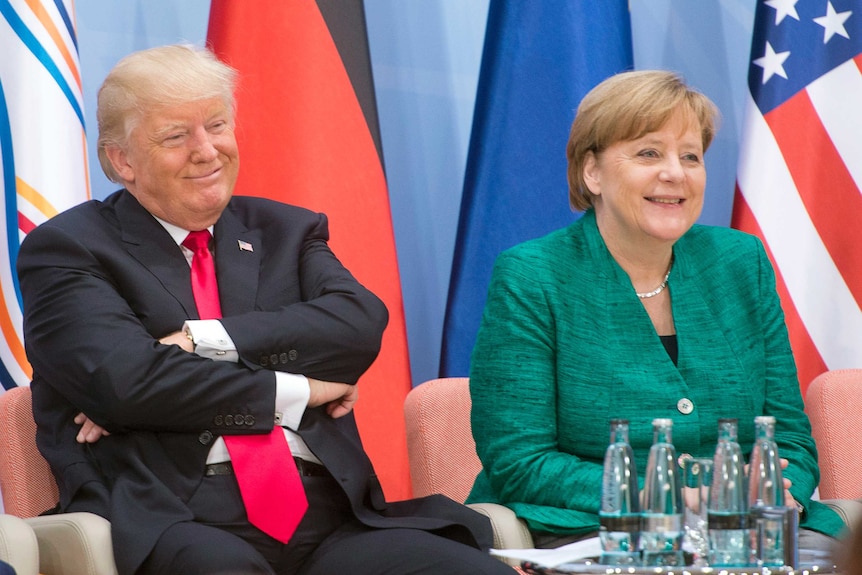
[566,70,719,211]
[97,44,238,182]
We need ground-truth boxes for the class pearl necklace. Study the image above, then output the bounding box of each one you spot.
[636,265,672,299]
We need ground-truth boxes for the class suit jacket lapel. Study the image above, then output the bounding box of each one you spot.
[113,192,262,318]
[213,205,261,316]
[114,191,199,318]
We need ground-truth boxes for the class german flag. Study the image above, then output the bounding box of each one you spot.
[207,0,411,501]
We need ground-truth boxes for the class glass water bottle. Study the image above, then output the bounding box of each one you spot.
[641,418,684,566]
[749,415,791,567]
[599,419,640,565]
[707,418,750,566]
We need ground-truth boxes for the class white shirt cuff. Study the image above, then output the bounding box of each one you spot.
[274,372,310,430]
[183,319,239,363]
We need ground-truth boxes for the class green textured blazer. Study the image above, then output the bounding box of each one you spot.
[467,209,844,538]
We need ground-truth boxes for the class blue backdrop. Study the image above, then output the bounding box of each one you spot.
[76,0,756,386]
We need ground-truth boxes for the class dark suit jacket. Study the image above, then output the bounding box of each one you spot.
[18,190,491,575]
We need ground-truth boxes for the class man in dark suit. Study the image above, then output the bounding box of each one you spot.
[17,45,511,575]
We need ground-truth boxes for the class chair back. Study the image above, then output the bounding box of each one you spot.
[805,369,862,500]
[403,377,482,503]
[0,386,59,517]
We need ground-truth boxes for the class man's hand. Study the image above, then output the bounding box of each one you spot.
[308,378,359,419]
[74,412,110,443]
[159,330,194,352]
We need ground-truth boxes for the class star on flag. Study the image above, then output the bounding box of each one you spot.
[755,0,854,84]
[753,41,791,83]
[765,0,800,25]
[813,1,852,43]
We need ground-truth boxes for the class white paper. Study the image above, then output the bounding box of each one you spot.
[489,536,603,568]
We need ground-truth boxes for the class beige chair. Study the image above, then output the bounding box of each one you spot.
[0,514,39,575]
[0,386,118,575]
[404,377,533,569]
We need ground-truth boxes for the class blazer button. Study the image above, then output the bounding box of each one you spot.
[244,415,255,426]
[279,352,289,364]
[288,349,298,361]
[260,355,269,367]
[198,431,213,445]
[270,354,279,365]
[677,397,694,415]
[234,414,244,425]
[214,415,224,426]
[225,414,234,426]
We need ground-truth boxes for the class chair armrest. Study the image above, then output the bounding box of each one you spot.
[26,512,118,575]
[821,498,862,533]
[468,502,534,566]
[0,514,39,575]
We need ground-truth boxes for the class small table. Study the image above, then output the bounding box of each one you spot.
[520,562,839,575]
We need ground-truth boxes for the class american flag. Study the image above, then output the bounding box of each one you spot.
[732,0,862,393]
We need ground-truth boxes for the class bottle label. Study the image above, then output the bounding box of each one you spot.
[641,513,682,531]
[600,514,640,532]
[707,512,749,530]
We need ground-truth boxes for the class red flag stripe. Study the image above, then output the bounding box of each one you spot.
[207,0,412,500]
[735,87,862,372]
[733,4,862,393]
[765,89,862,309]
[731,188,826,393]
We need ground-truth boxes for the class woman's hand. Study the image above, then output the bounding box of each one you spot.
[779,458,797,507]
[747,457,795,505]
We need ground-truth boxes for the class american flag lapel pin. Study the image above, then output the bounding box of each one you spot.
[237,239,254,252]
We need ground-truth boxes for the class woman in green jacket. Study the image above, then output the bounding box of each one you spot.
[468,70,845,554]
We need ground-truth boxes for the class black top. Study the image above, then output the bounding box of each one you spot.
[660,334,678,365]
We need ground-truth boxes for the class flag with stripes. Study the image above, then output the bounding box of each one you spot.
[732,0,862,393]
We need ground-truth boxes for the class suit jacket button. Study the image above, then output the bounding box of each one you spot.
[279,352,289,364]
[260,355,269,367]
[214,415,224,426]
[198,431,213,445]
[244,415,255,426]
[270,354,279,365]
[225,414,234,426]
[288,349,298,361]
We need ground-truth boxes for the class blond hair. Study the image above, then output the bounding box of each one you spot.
[566,70,719,211]
[97,44,238,182]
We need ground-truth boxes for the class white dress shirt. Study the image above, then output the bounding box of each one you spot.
[155,216,321,464]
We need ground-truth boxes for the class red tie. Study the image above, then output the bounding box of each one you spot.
[182,230,308,543]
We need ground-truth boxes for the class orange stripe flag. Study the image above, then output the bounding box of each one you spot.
[207,0,412,500]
